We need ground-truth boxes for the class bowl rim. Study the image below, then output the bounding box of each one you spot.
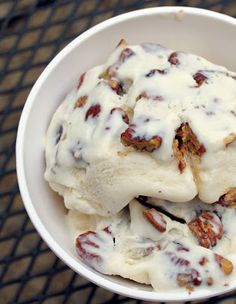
[16,6,236,302]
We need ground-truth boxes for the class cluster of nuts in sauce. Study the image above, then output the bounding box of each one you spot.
[72,40,236,291]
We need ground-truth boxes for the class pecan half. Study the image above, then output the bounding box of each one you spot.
[188,212,223,248]
[121,126,162,152]
[218,188,236,208]
[76,228,113,266]
[143,208,167,232]
[224,133,236,147]
[215,254,233,275]
[76,231,101,262]
[74,95,88,108]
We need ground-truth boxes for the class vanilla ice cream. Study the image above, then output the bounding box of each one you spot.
[45,40,236,292]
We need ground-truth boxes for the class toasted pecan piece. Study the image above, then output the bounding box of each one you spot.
[173,123,206,173]
[215,254,233,275]
[119,47,135,63]
[218,188,236,208]
[193,72,207,87]
[85,104,101,121]
[168,52,179,65]
[121,127,162,152]
[143,208,167,232]
[78,72,86,89]
[74,95,88,108]
[108,78,124,95]
[224,133,236,147]
[76,227,113,265]
[188,212,223,248]
[177,269,202,288]
[116,38,128,48]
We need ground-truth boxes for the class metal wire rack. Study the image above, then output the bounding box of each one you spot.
[1,0,236,303]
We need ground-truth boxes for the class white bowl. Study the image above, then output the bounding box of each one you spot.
[16,6,236,302]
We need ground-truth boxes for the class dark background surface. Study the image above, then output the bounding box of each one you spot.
[1,1,236,303]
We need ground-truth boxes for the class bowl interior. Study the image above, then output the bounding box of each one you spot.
[17,7,236,301]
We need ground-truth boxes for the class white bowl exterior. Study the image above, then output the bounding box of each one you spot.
[16,7,236,302]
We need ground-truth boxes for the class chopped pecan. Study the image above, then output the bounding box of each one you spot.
[74,95,88,108]
[143,208,167,232]
[85,104,101,121]
[121,126,162,152]
[136,91,164,102]
[119,48,135,63]
[78,72,86,89]
[173,136,186,173]
[116,38,128,48]
[110,107,129,124]
[218,188,236,208]
[177,269,202,288]
[76,228,113,265]
[193,72,207,86]
[224,133,236,147]
[108,78,124,95]
[215,254,233,275]
[207,277,214,286]
[168,52,179,65]
[173,122,206,173]
[199,257,209,266]
[188,212,223,248]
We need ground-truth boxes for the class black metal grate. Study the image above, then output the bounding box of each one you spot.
[1,1,236,303]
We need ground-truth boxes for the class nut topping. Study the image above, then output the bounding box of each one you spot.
[173,123,206,173]
[224,133,236,147]
[193,72,207,86]
[188,212,223,248]
[85,104,101,121]
[215,254,233,275]
[218,188,236,208]
[116,38,128,48]
[177,269,202,288]
[143,208,167,232]
[121,127,162,152]
[74,95,88,108]
[168,52,179,65]
[78,72,86,89]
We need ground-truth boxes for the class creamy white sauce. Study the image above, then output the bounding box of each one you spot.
[45,42,236,216]
[45,42,236,292]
